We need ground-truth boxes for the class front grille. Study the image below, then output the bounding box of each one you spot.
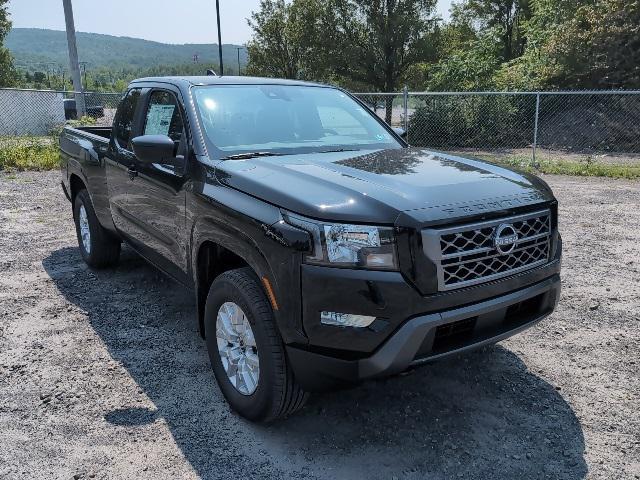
[422,210,551,291]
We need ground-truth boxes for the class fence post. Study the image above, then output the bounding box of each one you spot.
[532,92,540,168]
[403,85,409,141]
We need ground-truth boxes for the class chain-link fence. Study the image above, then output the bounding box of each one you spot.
[2,87,639,171]
[0,88,122,135]
[0,88,122,170]
[352,91,408,130]
[354,91,640,166]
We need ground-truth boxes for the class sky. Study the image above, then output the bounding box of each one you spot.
[7,0,454,45]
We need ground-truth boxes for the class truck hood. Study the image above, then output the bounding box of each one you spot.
[215,148,554,225]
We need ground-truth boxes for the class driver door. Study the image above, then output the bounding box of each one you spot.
[122,88,189,283]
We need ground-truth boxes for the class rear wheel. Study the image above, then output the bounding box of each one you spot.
[73,189,121,268]
[204,268,308,422]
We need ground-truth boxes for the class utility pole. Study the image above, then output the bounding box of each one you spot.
[46,63,59,89]
[62,0,86,116]
[215,0,224,75]
[236,47,242,75]
[79,61,88,89]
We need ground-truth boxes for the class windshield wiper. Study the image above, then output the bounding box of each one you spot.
[220,152,289,160]
[318,148,361,153]
[221,149,360,160]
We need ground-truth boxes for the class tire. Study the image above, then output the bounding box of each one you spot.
[204,268,308,422]
[73,189,121,268]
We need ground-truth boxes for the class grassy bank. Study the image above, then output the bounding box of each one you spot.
[0,137,59,171]
[485,155,640,180]
[447,150,640,180]
[1,137,639,179]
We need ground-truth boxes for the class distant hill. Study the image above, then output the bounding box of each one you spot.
[6,28,248,73]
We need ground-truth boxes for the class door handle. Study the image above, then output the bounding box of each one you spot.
[127,166,138,180]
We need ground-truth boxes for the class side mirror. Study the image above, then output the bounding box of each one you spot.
[131,135,176,165]
[393,127,407,139]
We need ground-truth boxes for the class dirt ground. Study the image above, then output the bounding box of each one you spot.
[0,171,638,480]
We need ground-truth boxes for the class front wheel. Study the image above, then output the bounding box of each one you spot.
[204,268,308,422]
[73,189,121,268]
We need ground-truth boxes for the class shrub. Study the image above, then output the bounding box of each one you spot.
[49,116,97,137]
[1,117,97,172]
[407,95,535,149]
[0,137,59,171]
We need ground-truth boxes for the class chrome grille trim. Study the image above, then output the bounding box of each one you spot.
[422,210,551,291]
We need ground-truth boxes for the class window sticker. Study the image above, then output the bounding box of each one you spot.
[145,104,176,136]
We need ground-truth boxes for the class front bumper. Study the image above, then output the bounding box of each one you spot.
[287,274,560,391]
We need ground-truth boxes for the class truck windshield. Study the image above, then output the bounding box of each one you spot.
[192,85,402,157]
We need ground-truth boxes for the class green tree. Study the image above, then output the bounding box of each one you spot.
[450,0,531,61]
[0,0,17,87]
[421,0,529,90]
[327,0,438,120]
[32,71,47,85]
[495,0,591,89]
[427,27,504,91]
[497,0,639,90]
[246,0,439,120]
[538,0,640,88]
[246,0,327,79]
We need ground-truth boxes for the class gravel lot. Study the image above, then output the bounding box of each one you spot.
[1,171,638,480]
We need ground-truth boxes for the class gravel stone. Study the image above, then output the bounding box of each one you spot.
[0,171,639,479]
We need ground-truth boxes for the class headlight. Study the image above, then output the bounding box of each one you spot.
[284,213,398,270]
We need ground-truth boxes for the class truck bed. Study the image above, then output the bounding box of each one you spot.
[60,125,115,231]
[68,125,112,141]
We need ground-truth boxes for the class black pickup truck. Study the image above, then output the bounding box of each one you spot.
[60,76,562,422]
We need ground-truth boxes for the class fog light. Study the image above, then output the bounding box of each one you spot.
[320,311,376,328]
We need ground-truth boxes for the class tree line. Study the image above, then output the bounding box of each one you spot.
[1,0,638,94]
[0,0,13,87]
[9,63,241,93]
[0,4,241,91]
[246,0,640,92]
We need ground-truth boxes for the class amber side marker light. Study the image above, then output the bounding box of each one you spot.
[261,276,279,311]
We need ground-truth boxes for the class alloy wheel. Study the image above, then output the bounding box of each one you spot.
[215,301,260,395]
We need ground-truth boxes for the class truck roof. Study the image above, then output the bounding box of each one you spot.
[130,75,328,88]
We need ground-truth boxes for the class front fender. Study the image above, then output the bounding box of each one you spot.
[188,182,308,346]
